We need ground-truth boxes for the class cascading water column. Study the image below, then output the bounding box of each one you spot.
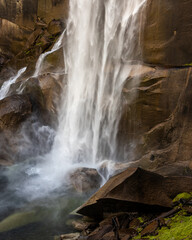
[51,0,145,169]
[2,0,146,201]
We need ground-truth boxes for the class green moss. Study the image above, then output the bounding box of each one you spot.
[184,63,192,66]
[35,42,42,46]
[137,217,145,223]
[25,49,31,55]
[173,192,192,203]
[133,210,192,240]
[156,214,192,240]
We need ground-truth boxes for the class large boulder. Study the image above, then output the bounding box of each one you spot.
[141,0,192,66]
[77,168,192,219]
[0,94,32,129]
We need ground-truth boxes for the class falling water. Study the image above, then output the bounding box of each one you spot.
[1,0,146,201]
[0,67,26,100]
[33,31,65,77]
[0,1,146,238]
[52,0,145,169]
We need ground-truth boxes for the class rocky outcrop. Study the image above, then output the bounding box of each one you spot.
[0,94,32,129]
[38,73,64,115]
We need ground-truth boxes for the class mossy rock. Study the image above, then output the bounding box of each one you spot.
[133,209,192,240]
[173,192,192,203]
[155,213,192,240]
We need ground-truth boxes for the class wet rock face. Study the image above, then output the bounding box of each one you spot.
[0,94,32,130]
[0,0,69,29]
[118,66,192,170]
[141,0,192,66]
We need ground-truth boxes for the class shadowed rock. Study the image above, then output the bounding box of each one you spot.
[77,168,192,219]
[0,94,32,129]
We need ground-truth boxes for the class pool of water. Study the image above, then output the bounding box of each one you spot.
[0,166,92,240]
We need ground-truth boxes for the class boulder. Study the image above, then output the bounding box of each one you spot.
[0,94,32,129]
[77,168,192,219]
[141,0,192,66]
[47,19,64,35]
[38,73,64,115]
[69,168,102,193]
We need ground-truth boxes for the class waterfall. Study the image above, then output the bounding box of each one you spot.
[52,0,145,167]
[10,0,146,199]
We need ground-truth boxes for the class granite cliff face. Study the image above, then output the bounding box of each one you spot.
[118,0,192,173]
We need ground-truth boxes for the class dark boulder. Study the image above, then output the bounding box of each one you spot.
[0,94,32,129]
[77,168,192,219]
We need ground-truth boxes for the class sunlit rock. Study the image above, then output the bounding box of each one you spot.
[47,19,64,35]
